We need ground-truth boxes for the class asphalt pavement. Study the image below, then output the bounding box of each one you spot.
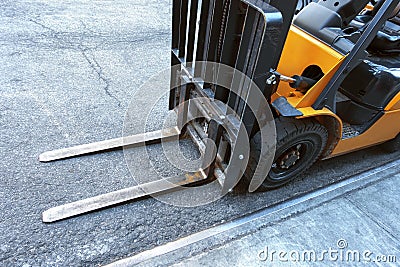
[1,0,399,266]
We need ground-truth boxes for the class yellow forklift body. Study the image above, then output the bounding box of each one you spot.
[331,109,400,156]
[272,24,400,158]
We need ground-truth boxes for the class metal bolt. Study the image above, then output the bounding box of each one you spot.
[266,74,276,85]
[239,154,244,160]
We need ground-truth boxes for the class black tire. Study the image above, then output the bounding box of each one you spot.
[244,117,328,191]
[381,133,400,153]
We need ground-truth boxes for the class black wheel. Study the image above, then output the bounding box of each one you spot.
[381,133,400,153]
[244,117,328,191]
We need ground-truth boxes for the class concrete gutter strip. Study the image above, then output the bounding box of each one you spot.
[107,159,400,266]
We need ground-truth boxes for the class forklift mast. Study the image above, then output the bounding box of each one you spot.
[169,0,298,136]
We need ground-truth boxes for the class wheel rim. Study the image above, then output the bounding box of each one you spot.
[269,140,315,182]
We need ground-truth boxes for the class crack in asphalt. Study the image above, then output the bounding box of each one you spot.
[79,46,122,106]
[29,18,122,106]
[80,20,96,35]
[29,19,57,33]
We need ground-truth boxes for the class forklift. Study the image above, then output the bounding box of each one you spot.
[40,0,400,222]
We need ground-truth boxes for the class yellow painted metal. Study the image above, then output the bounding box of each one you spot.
[297,107,342,133]
[330,110,400,157]
[385,91,400,111]
[271,25,400,158]
[272,26,345,108]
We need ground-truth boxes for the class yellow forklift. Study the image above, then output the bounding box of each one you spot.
[40,0,400,222]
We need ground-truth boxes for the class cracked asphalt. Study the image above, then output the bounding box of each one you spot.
[1,0,399,266]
